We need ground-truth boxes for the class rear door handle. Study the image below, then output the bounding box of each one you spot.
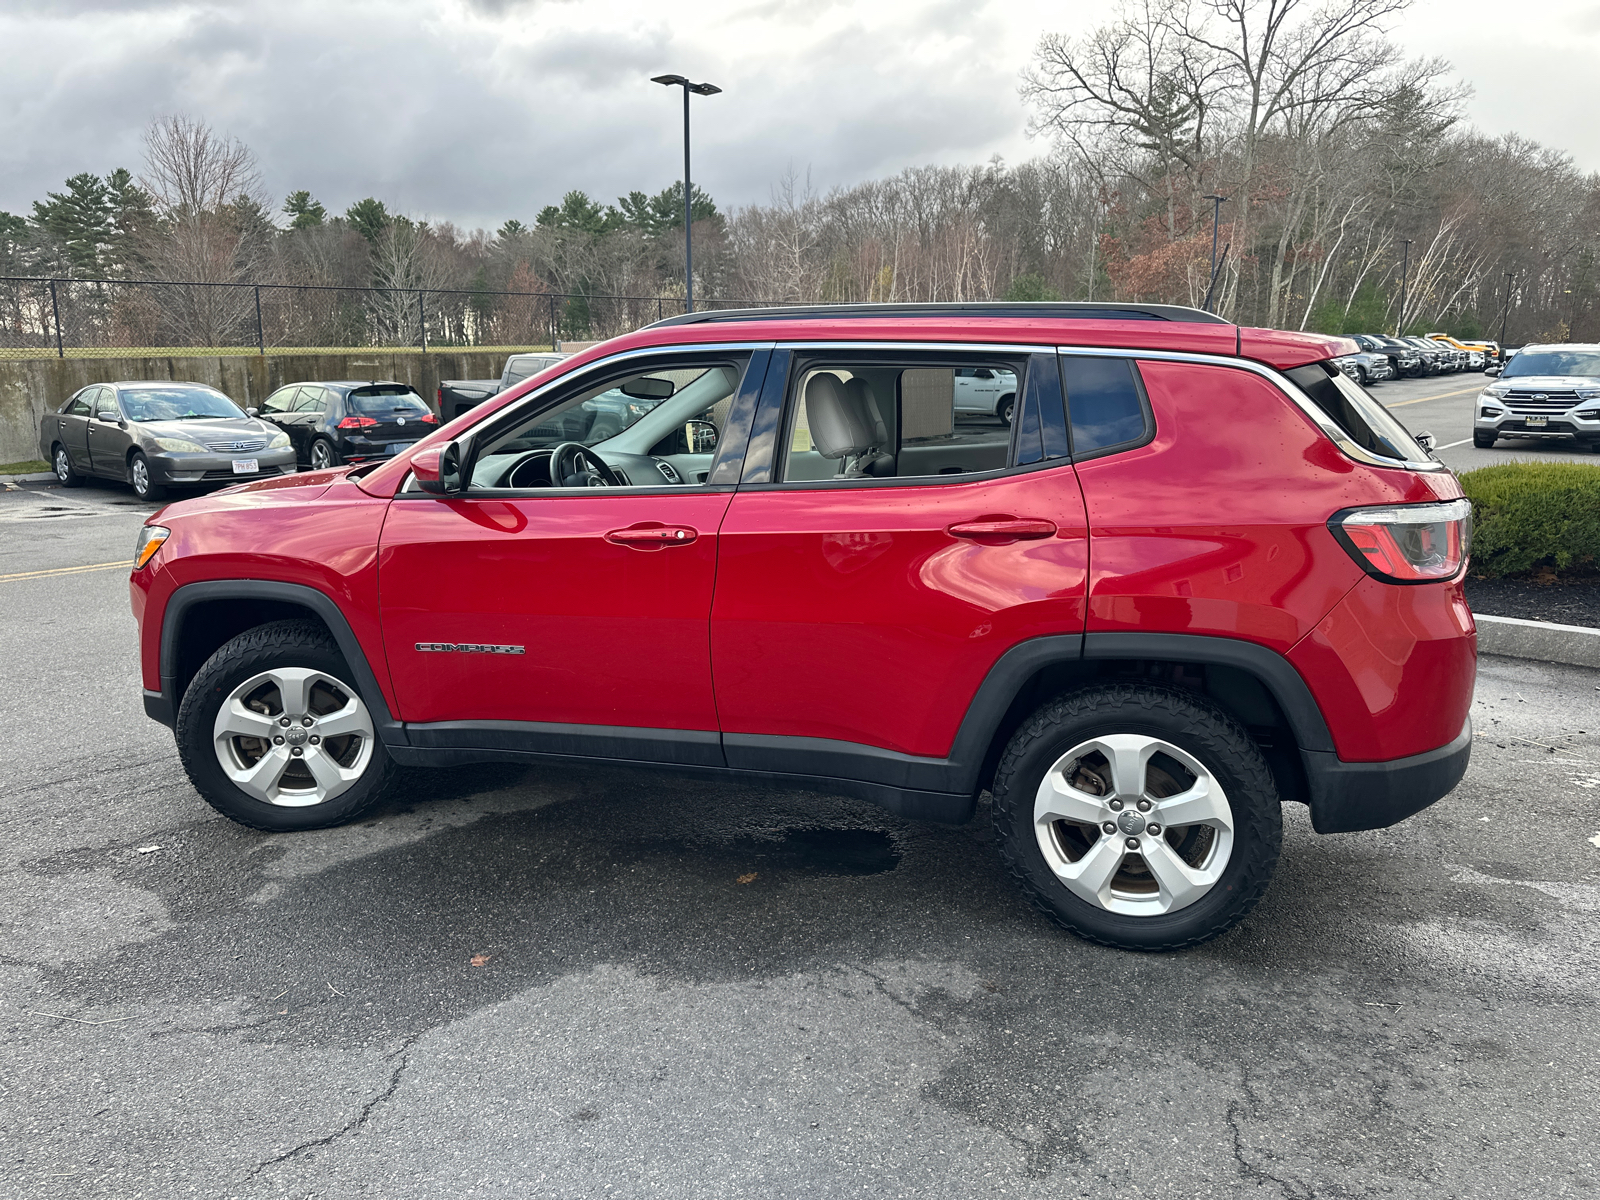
[605,524,698,550]
[947,517,1057,541]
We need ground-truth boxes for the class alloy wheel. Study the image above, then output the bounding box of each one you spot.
[311,441,333,470]
[131,457,150,495]
[1032,733,1235,916]
[211,667,375,806]
[54,448,70,481]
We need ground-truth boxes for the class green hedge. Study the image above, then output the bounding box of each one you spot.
[1460,462,1600,578]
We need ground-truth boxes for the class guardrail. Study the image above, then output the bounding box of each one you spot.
[0,276,765,360]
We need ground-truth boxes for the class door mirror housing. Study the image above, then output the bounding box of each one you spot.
[412,441,463,495]
[1414,430,1436,452]
[685,419,718,455]
[1483,365,1501,376]
[246,406,259,416]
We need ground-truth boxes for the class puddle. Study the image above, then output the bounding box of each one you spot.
[655,827,903,877]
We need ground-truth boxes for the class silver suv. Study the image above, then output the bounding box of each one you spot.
[1474,344,1600,449]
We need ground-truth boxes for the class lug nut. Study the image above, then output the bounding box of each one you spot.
[1102,821,1117,834]
[291,747,303,757]
[302,717,313,727]
[1137,799,1151,812]
[1108,799,1124,811]
[309,735,320,745]
[1148,823,1162,835]
[279,717,290,727]
[1125,837,1140,849]
[273,735,284,745]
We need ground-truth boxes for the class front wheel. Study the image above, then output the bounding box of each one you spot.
[176,620,395,831]
[52,445,84,487]
[1473,431,1497,449]
[129,451,165,501]
[990,684,1282,951]
[997,394,1015,425]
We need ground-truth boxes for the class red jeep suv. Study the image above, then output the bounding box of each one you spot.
[130,303,1475,950]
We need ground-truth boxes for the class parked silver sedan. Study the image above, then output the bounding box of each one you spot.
[38,381,297,500]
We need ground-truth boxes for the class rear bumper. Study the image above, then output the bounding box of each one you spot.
[1302,718,1471,833]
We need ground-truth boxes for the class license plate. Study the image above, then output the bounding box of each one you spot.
[232,458,259,474]
[388,441,417,453]
[1525,417,1547,428]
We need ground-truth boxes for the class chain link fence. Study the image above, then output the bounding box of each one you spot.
[0,276,763,359]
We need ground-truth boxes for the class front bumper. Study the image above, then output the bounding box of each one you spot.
[151,447,299,485]
[1475,404,1600,441]
[1302,719,1471,833]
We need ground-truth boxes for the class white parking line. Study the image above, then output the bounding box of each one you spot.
[1435,438,1473,451]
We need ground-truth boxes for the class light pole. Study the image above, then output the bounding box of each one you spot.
[1201,194,1227,312]
[651,73,721,313]
[1500,271,1514,346]
[1396,238,1413,336]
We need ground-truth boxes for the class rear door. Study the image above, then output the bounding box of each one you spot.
[346,385,435,458]
[710,347,1088,774]
[54,388,95,471]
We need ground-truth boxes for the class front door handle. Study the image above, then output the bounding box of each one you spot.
[605,524,698,550]
[947,517,1057,542]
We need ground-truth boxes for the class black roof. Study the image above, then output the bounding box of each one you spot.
[645,301,1229,329]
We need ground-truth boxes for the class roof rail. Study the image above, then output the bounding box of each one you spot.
[644,301,1231,328]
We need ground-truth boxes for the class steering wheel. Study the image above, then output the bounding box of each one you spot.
[548,441,623,487]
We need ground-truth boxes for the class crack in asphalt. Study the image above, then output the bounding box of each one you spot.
[1225,1064,1301,1198]
[245,1033,421,1178]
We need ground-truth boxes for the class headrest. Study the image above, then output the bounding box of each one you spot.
[845,377,889,447]
[805,372,874,459]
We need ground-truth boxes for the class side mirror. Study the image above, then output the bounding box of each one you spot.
[1415,430,1436,452]
[246,406,259,416]
[685,420,718,455]
[412,441,463,495]
[1484,365,1501,376]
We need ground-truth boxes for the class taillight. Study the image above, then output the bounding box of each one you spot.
[337,415,378,429]
[1329,499,1472,584]
[420,412,439,424]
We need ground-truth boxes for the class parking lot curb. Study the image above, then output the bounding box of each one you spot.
[1476,613,1600,669]
[1,473,55,489]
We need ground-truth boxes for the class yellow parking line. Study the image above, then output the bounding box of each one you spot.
[0,560,128,582]
[1385,384,1486,408]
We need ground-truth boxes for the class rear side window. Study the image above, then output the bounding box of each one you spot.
[1286,362,1421,462]
[1062,356,1150,456]
[62,390,94,416]
[349,387,429,417]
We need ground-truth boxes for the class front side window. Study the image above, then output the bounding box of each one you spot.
[119,386,245,422]
[95,392,122,421]
[462,357,747,490]
[292,387,328,413]
[1063,356,1150,456]
[778,357,1021,483]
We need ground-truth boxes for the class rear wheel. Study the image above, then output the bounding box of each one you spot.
[310,438,339,470]
[129,451,165,501]
[52,445,83,487]
[990,684,1282,951]
[1473,431,1497,449]
[176,620,395,831]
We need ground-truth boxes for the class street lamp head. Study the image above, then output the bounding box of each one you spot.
[652,74,689,86]
[689,82,722,96]
[1202,193,1227,203]
[652,75,721,96]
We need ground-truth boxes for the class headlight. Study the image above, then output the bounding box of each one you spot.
[134,524,170,570]
[1577,389,1600,402]
[268,430,291,449]
[153,436,206,453]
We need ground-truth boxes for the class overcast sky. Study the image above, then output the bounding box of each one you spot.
[2,0,1597,232]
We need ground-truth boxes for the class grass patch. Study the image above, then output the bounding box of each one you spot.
[1460,461,1600,578]
[0,459,49,475]
[0,344,554,361]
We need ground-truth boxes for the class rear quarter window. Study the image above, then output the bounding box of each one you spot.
[1285,362,1422,462]
[1063,356,1151,457]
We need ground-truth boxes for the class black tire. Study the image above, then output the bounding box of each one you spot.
[1355,365,1369,385]
[997,394,1015,425]
[51,444,84,488]
[990,684,1282,951]
[309,438,339,470]
[1473,431,1497,449]
[129,451,165,501]
[176,619,395,832]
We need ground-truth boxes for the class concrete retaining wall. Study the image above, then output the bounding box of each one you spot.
[0,350,519,464]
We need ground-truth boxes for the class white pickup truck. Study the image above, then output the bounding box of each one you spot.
[954,366,1018,423]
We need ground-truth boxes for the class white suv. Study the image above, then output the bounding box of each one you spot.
[953,367,1018,423]
[1474,344,1600,449]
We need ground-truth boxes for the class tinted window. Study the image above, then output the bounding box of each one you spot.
[1503,349,1600,378]
[1285,362,1422,462]
[1063,356,1148,454]
[349,387,430,416]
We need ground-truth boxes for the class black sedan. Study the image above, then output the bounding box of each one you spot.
[39,381,297,501]
[256,381,438,470]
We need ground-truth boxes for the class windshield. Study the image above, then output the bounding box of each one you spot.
[120,386,245,422]
[1503,349,1600,379]
[349,387,430,416]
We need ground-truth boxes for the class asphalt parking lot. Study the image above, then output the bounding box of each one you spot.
[3,389,1597,1198]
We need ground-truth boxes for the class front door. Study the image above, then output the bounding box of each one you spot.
[378,350,762,764]
[88,388,133,478]
[711,349,1089,767]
